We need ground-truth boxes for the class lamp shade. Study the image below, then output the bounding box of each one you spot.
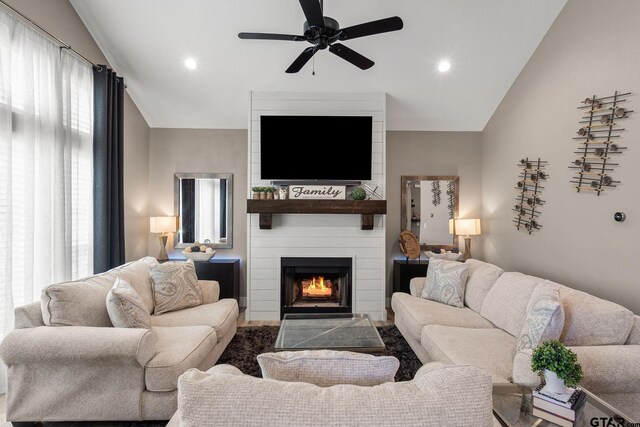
[454,218,481,236]
[150,216,177,233]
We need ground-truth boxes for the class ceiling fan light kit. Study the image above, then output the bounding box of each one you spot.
[238,0,403,73]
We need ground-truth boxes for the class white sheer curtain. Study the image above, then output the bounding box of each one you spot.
[194,179,220,243]
[0,11,94,391]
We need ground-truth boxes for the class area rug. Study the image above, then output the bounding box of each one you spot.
[217,324,422,382]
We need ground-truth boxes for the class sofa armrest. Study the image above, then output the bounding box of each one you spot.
[513,346,640,394]
[409,277,426,297]
[199,280,220,304]
[0,326,155,366]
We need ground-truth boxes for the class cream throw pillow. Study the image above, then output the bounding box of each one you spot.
[421,258,469,308]
[517,282,564,351]
[257,350,399,387]
[106,278,151,329]
[150,259,203,315]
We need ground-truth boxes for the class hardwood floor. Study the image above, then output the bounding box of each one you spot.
[0,308,396,425]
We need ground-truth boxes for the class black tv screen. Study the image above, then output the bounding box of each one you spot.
[260,115,373,181]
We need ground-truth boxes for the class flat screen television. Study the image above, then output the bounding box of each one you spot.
[260,115,373,181]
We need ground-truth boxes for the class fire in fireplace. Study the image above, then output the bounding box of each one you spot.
[281,257,352,318]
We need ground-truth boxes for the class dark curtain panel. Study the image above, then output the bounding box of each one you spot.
[93,66,125,273]
[181,179,196,243]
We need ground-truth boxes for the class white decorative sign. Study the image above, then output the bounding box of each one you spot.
[288,185,346,200]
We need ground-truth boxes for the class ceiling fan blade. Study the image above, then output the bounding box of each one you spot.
[329,43,374,70]
[298,0,325,27]
[238,32,304,41]
[286,46,317,73]
[339,16,403,40]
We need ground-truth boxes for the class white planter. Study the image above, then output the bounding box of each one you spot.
[543,369,568,395]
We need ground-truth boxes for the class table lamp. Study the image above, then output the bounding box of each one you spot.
[150,216,177,261]
[454,218,481,261]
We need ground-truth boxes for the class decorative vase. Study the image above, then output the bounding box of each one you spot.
[543,369,568,394]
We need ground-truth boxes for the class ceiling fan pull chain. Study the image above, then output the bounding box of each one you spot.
[312,54,316,76]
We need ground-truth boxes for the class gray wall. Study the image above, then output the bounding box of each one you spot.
[481,0,640,313]
[4,0,151,262]
[148,129,248,299]
[386,131,483,299]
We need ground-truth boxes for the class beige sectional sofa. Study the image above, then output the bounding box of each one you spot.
[391,259,640,418]
[166,362,495,427]
[0,257,239,423]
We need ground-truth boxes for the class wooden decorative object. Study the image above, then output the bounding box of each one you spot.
[513,158,548,235]
[570,91,631,195]
[398,230,421,260]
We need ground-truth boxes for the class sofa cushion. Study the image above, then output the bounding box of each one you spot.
[41,257,158,327]
[106,278,152,329]
[421,259,469,308]
[421,325,517,384]
[150,260,203,315]
[517,282,564,351]
[391,292,494,343]
[464,259,504,312]
[627,315,640,345]
[150,299,239,343]
[480,272,543,337]
[553,282,634,346]
[257,350,399,387]
[145,326,217,392]
[176,364,494,427]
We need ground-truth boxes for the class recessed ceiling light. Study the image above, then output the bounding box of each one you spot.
[438,60,451,73]
[184,58,198,70]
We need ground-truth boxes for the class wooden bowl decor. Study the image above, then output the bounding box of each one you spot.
[398,230,421,260]
[570,91,631,195]
[513,157,548,235]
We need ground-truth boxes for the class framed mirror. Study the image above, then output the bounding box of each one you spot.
[174,173,233,249]
[401,175,459,251]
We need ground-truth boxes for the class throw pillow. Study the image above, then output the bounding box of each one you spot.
[517,282,564,351]
[106,278,151,329]
[257,350,399,387]
[150,259,203,315]
[421,258,470,308]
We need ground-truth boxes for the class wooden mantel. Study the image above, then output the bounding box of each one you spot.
[246,199,387,230]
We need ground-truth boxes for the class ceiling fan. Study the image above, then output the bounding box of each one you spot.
[238,0,403,73]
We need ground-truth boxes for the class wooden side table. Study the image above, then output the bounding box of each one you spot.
[393,259,429,295]
[194,259,240,301]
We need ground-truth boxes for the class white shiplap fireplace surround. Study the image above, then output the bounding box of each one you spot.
[246,92,386,321]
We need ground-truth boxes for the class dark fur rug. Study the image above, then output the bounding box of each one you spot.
[27,325,419,426]
[218,324,422,382]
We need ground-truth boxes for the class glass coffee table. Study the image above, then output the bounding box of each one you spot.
[274,313,385,353]
[493,384,639,427]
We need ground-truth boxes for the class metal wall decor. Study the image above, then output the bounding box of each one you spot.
[513,158,548,234]
[570,91,631,195]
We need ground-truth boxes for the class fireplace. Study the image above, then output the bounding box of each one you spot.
[280,257,352,319]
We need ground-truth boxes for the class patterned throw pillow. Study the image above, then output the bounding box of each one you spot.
[421,258,470,308]
[517,282,564,351]
[106,278,151,329]
[150,259,203,315]
[257,350,400,387]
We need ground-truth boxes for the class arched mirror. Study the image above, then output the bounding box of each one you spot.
[401,175,459,251]
[174,173,233,249]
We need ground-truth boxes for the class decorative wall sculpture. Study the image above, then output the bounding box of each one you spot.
[514,158,548,235]
[570,91,631,195]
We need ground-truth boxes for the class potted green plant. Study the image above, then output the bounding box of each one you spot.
[265,186,275,200]
[531,340,584,394]
[251,186,263,200]
[351,187,366,200]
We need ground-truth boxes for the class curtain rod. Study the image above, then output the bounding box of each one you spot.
[0,0,102,71]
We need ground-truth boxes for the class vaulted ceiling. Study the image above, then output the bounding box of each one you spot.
[71,0,566,130]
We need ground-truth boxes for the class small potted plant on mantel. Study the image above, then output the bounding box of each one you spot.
[252,186,265,200]
[531,340,584,394]
[265,186,276,200]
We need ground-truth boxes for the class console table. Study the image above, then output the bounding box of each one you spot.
[393,259,429,294]
[164,258,240,301]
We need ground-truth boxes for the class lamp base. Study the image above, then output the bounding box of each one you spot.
[157,234,169,261]
[463,237,472,261]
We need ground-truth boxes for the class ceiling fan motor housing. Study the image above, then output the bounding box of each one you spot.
[304,16,339,49]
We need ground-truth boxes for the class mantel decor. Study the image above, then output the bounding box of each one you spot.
[570,91,631,195]
[513,158,548,235]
